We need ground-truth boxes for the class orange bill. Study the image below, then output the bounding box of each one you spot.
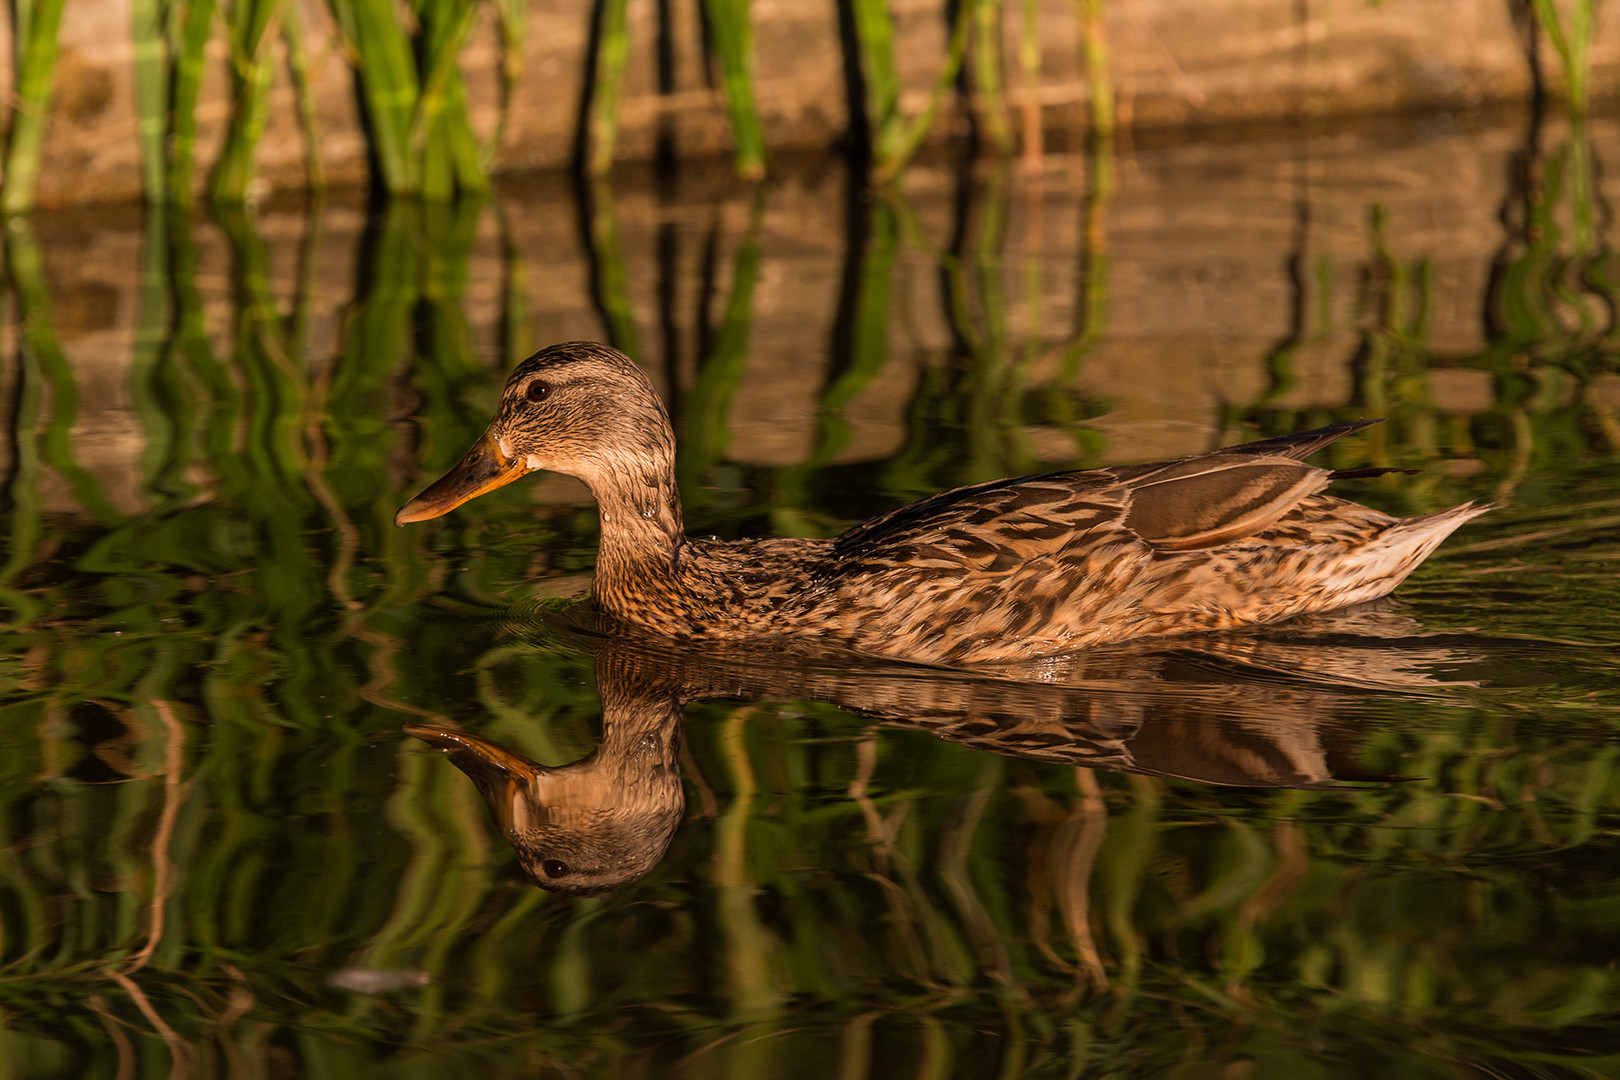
[395,431,529,525]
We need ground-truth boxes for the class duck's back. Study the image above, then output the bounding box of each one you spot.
[778,429,1485,663]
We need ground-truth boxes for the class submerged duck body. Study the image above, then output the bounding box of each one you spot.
[397,342,1487,665]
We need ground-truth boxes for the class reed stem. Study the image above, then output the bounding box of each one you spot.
[1529,0,1593,113]
[702,0,767,179]
[847,0,904,165]
[168,0,219,205]
[132,0,170,202]
[872,0,974,182]
[1,0,68,213]
[586,0,632,177]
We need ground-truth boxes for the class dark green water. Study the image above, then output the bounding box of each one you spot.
[1,108,1618,1077]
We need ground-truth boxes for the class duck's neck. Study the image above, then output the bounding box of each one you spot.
[583,458,691,628]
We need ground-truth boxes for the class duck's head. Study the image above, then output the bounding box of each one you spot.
[396,342,674,525]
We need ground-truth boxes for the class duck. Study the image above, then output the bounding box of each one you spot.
[396,341,1488,665]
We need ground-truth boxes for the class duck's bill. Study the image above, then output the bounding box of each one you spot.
[394,431,530,525]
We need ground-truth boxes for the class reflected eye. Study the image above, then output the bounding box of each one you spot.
[540,859,569,878]
[525,380,552,404]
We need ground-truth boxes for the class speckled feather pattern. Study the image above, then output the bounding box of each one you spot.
[595,478,1482,665]
[399,343,1488,666]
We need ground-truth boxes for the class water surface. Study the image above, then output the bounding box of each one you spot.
[1,108,1619,1077]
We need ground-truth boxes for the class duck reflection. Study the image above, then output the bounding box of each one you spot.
[404,665,683,895]
[406,604,1480,894]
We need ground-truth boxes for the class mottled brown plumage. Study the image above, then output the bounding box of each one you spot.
[397,342,1487,665]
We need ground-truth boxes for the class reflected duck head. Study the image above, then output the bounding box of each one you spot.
[403,720,684,895]
[395,342,673,525]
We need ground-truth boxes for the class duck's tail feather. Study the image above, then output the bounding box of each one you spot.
[1341,501,1493,605]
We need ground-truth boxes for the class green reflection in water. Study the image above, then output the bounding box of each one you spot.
[0,113,1618,1077]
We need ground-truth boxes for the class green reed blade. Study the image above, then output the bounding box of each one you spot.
[1075,0,1113,137]
[410,0,483,199]
[1018,0,1042,163]
[167,0,219,206]
[1529,0,1593,113]
[585,0,632,177]
[873,0,973,182]
[701,0,767,179]
[487,0,527,168]
[972,0,1013,155]
[209,0,281,203]
[131,0,170,202]
[281,0,325,192]
[444,79,489,194]
[847,0,903,162]
[1,0,68,213]
[329,0,420,193]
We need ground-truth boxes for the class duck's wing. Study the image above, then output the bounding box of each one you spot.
[1101,452,1338,550]
[831,450,1349,569]
[830,420,1395,568]
[831,470,1127,569]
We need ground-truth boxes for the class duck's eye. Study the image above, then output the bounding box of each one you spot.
[540,859,569,878]
[525,380,552,404]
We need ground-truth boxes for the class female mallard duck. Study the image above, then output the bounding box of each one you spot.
[396,342,1486,665]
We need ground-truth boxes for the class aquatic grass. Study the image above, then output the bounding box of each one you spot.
[971,0,1013,156]
[0,0,67,213]
[1075,0,1113,138]
[328,0,417,193]
[1530,0,1596,113]
[322,0,486,197]
[847,0,903,165]
[1016,0,1042,166]
[164,0,221,204]
[131,0,170,202]
[132,208,179,496]
[282,3,326,191]
[583,0,633,178]
[702,0,767,180]
[486,0,527,169]
[875,2,975,183]
[410,0,488,199]
[210,0,282,203]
